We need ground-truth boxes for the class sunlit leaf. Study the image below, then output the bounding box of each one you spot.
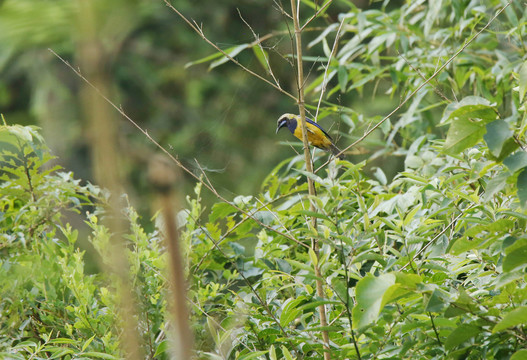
[352,273,396,329]
[442,97,497,155]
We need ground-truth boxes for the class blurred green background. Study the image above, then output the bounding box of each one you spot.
[0,0,396,218]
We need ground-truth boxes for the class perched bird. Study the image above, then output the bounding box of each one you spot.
[276,113,345,159]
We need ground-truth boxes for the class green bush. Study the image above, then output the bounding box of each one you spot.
[2,0,527,359]
[0,125,169,359]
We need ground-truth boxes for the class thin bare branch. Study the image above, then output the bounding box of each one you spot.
[314,18,345,122]
[48,49,303,249]
[163,0,297,102]
[301,0,333,31]
[398,52,451,103]
[237,9,281,88]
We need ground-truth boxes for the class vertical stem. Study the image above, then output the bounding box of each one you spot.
[290,1,331,359]
[161,195,194,359]
[76,1,144,359]
[149,155,193,359]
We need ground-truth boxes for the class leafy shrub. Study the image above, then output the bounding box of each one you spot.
[0,125,169,359]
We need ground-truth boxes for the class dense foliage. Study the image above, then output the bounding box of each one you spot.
[2,0,527,359]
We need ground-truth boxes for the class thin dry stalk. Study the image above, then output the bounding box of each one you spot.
[290,0,331,358]
[76,1,144,358]
[149,156,193,359]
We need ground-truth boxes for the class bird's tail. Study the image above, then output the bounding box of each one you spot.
[330,144,345,160]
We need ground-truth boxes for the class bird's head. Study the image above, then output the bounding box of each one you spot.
[276,113,297,134]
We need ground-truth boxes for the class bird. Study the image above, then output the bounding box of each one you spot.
[276,113,345,159]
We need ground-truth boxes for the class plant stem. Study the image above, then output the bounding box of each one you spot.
[290,1,331,358]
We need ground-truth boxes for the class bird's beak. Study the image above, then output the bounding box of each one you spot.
[276,120,286,134]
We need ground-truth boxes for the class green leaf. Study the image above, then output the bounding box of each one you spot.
[352,273,396,329]
[442,97,497,155]
[210,44,249,69]
[444,117,493,155]
[450,219,514,255]
[184,51,224,69]
[238,351,269,360]
[484,120,516,160]
[81,334,95,352]
[295,210,331,221]
[154,340,169,357]
[482,172,509,202]
[440,96,494,124]
[519,61,527,101]
[338,65,348,92]
[285,259,315,273]
[504,151,527,173]
[425,288,450,312]
[279,297,304,327]
[332,278,352,308]
[518,169,527,208]
[252,45,270,73]
[511,349,527,360]
[269,345,277,360]
[81,352,119,359]
[493,306,527,332]
[308,247,318,266]
[281,345,295,360]
[445,324,480,350]
[209,202,237,222]
[503,244,527,272]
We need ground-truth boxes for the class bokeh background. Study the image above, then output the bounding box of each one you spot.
[0,0,398,221]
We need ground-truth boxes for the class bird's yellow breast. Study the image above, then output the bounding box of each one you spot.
[293,121,333,150]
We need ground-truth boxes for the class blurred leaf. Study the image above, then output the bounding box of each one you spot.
[280,297,304,327]
[295,210,331,221]
[482,172,509,202]
[338,65,348,92]
[517,169,527,208]
[252,45,270,73]
[504,151,527,173]
[445,324,480,351]
[483,120,516,160]
[238,351,269,359]
[425,289,450,312]
[281,345,294,360]
[209,202,237,222]
[153,340,168,357]
[269,345,277,360]
[519,61,527,101]
[492,306,527,332]
[503,242,527,272]
[511,349,527,360]
[184,51,224,69]
[81,352,119,359]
